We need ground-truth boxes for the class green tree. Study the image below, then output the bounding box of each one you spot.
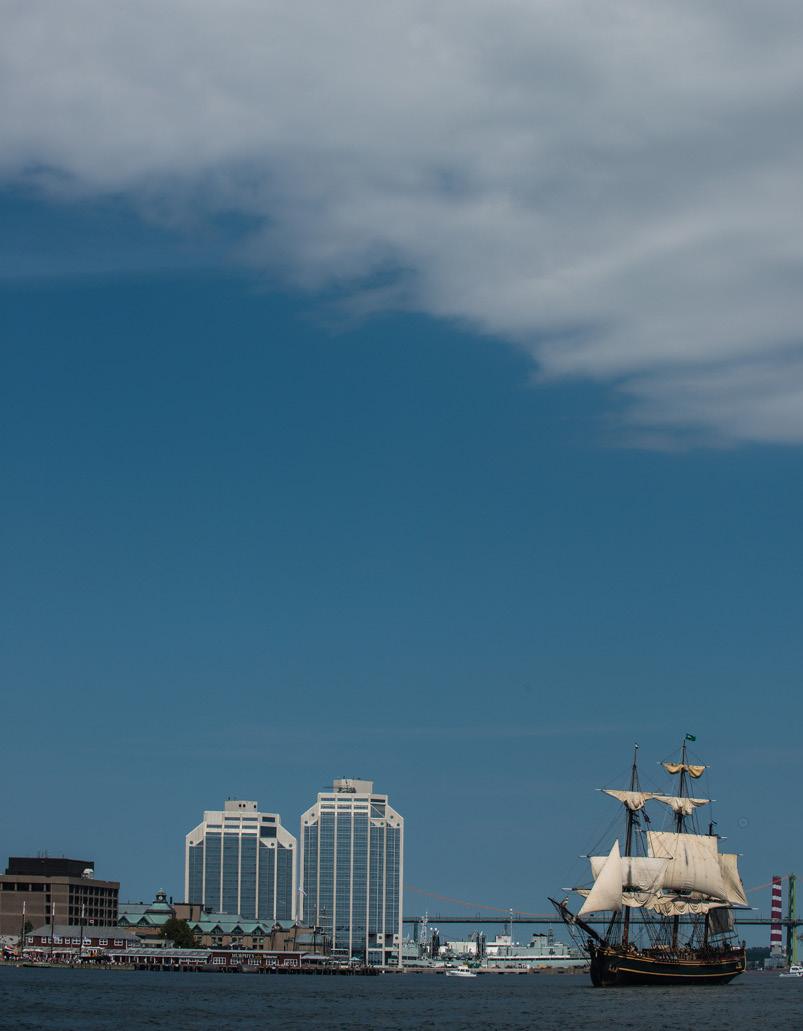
[159,918,196,949]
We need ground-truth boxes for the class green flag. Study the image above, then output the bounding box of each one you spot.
[685,733,696,741]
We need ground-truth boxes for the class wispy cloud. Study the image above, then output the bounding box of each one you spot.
[162,720,640,756]
[3,1,803,444]
[15,721,622,768]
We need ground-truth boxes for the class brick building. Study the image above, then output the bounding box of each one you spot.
[0,857,119,935]
[26,924,138,956]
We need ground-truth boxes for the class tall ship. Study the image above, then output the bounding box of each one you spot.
[550,738,748,986]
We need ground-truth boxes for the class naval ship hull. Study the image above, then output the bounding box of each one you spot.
[589,944,746,987]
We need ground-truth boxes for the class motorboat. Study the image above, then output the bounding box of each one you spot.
[445,964,478,978]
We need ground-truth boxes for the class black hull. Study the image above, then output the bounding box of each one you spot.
[589,944,746,987]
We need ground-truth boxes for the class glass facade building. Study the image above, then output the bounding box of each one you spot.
[300,779,403,966]
[184,800,296,920]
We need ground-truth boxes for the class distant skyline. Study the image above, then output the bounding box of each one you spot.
[1,3,802,947]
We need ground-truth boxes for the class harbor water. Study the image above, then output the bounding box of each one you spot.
[1,968,800,1030]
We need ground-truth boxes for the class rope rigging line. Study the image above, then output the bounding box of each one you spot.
[745,874,790,895]
[404,884,554,920]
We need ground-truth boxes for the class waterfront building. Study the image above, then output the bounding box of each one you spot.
[27,924,138,955]
[0,857,119,935]
[102,947,322,971]
[300,778,403,966]
[117,889,176,940]
[187,915,326,953]
[118,888,324,953]
[184,799,296,920]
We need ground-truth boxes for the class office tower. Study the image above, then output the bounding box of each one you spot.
[300,778,403,966]
[184,799,296,920]
[0,857,119,934]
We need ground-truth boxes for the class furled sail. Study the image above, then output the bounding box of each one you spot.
[578,841,622,916]
[575,887,725,915]
[652,794,710,817]
[662,761,706,778]
[646,831,728,901]
[718,852,748,907]
[602,789,658,811]
[644,896,729,917]
[589,855,669,892]
[621,892,660,909]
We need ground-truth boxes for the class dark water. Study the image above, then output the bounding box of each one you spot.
[0,968,799,1031]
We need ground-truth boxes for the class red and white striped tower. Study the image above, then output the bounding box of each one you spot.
[770,876,784,954]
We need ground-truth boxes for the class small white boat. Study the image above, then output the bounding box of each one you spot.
[780,964,803,977]
[445,964,478,978]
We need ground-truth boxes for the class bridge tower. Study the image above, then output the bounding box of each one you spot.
[770,875,784,959]
[787,874,797,966]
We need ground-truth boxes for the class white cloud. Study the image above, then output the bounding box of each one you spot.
[3,0,803,444]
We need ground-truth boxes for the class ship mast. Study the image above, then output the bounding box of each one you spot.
[620,743,639,949]
[671,738,689,950]
[675,738,688,833]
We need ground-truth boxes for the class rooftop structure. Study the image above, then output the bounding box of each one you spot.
[117,890,175,939]
[6,858,95,879]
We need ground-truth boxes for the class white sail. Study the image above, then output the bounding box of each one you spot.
[621,892,657,909]
[578,841,622,916]
[645,895,729,917]
[601,789,658,811]
[652,794,710,817]
[718,852,748,907]
[576,887,724,915]
[662,761,706,779]
[576,887,728,915]
[646,831,728,901]
[589,855,668,892]
[574,888,644,904]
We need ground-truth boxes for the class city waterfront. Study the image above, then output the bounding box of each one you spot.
[1,967,800,1031]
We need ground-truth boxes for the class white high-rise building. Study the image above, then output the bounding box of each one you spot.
[184,799,296,920]
[300,778,403,966]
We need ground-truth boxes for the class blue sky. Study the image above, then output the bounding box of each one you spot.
[2,189,801,937]
[3,4,803,942]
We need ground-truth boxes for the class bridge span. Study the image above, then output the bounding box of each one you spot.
[403,914,803,928]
